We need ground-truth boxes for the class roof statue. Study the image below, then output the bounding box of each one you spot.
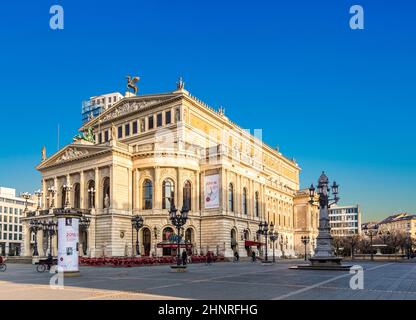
[73,126,95,143]
[42,146,47,161]
[176,77,185,90]
[127,75,140,95]
[111,123,117,141]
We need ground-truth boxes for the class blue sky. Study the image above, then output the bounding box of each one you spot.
[0,1,415,222]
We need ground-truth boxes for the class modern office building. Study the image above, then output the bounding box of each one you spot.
[329,204,361,237]
[22,77,313,259]
[0,187,36,256]
[82,92,124,124]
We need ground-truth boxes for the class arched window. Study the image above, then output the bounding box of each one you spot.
[73,183,81,209]
[87,180,95,209]
[242,188,248,215]
[254,191,259,217]
[142,179,153,210]
[185,228,194,244]
[162,179,175,210]
[228,183,234,212]
[183,181,192,211]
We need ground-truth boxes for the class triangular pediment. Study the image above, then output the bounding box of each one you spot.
[37,143,112,170]
[80,92,182,130]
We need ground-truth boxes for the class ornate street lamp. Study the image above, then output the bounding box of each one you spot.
[29,220,42,256]
[80,216,91,256]
[301,236,310,261]
[169,204,189,267]
[269,227,279,263]
[42,220,57,257]
[363,224,379,261]
[131,215,144,256]
[34,190,43,211]
[20,192,31,214]
[257,221,272,263]
[306,171,344,267]
[48,186,56,209]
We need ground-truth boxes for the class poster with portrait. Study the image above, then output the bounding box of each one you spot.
[57,217,79,272]
[204,174,220,209]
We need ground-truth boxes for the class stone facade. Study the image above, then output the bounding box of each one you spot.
[22,83,303,258]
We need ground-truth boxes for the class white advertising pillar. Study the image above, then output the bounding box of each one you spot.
[57,211,82,277]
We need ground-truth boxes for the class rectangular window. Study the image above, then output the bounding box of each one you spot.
[0,207,2,213]
[9,208,12,214]
[118,126,123,138]
[148,116,154,129]
[3,233,5,240]
[3,224,6,231]
[109,97,112,103]
[125,123,130,137]
[14,208,18,215]
[14,225,17,232]
[104,130,109,142]
[165,111,171,124]
[19,234,22,240]
[157,113,163,127]
[99,133,102,144]
[132,121,138,134]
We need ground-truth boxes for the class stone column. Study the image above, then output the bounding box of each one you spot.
[109,165,114,210]
[154,167,160,210]
[224,169,228,213]
[95,168,100,210]
[42,179,47,210]
[80,171,85,209]
[195,170,200,212]
[89,217,97,257]
[23,224,31,257]
[53,177,58,208]
[177,167,182,208]
[66,174,72,208]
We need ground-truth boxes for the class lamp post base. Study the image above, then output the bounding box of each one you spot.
[170,265,187,272]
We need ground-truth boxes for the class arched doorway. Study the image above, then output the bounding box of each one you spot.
[73,183,81,209]
[231,229,237,254]
[243,229,251,256]
[142,228,151,256]
[163,227,174,256]
[102,177,110,208]
[185,228,194,255]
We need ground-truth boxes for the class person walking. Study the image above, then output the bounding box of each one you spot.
[182,250,188,266]
[234,251,239,262]
[251,250,256,263]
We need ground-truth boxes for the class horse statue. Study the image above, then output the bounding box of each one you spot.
[127,75,140,95]
[73,126,95,143]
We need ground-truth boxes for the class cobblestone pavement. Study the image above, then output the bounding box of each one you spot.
[1,260,416,300]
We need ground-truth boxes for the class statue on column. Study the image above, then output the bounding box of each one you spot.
[111,123,117,141]
[104,194,110,209]
[42,146,47,161]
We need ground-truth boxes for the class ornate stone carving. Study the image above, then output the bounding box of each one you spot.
[102,100,164,122]
[56,148,89,163]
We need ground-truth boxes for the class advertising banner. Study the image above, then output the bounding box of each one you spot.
[204,174,220,209]
[57,217,79,272]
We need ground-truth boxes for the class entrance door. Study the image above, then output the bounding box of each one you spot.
[163,227,174,256]
[142,228,151,256]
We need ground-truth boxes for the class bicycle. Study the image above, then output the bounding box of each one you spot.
[0,263,6,272]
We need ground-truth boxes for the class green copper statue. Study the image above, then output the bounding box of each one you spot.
[73,126,95,143]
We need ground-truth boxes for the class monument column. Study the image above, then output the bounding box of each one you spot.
[177,167,182,209]
[195,170,200,212]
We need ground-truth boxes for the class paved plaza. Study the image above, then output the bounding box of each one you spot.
[1,260,416,300]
